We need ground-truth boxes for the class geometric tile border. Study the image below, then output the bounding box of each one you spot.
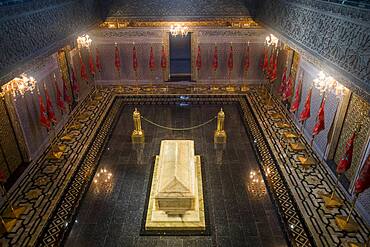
[0,89,114,246]
[37,98,124,246]
[1,86,368,246]
[36,93,313,246]
[246,88,369,246]
[239,96,315,247]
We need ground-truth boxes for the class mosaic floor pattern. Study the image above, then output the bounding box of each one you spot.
[0,85,368,247]
[64,102,287,247]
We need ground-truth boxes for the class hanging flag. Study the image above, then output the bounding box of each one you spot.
[336,132,356,174]
[227,45,233,71]
[79,55,88,81]
[88,52,95,77]
[71,66,79,96]
[160,45,167,69]
[114,43,121,73]
[290,76,303,112]
[258,53,264,70]
[62,77,72,104]
[282,75,293,101]
[268,49,274,79]
[244,43,250,72]
[44,85,57,124]
[133,45,138,71]
[299,87,312,122]
[278,66,288,94]
[262,45,268,72]
[354,154,370,194]
[196,45,202,71]
[95,47,102,72]
[270,50,278,82]
[312,97,326,137]
[212,46,218,71]
[149,46,155,71]
[39,94,50,130]
[53,75,65,113]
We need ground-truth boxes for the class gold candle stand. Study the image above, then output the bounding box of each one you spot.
[214,108,227,144]
[131,108,145,143]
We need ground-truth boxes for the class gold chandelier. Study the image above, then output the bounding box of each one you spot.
[265,34,279,47]
[1,73,37,100]
[170,24,189,37]
[313,71,346,98]
[77,34,92,49]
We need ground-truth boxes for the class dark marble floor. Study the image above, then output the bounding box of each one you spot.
[64,103,287,247]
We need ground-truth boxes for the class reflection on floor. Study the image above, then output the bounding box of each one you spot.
[65,104,287,247]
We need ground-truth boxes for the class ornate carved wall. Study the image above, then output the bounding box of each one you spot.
[0,0,102,87]
[255,0,370,101]
[88,28,267,85]
[11,54,72,161]
[292,59,340,157]
[334,94,370,183]
[0,97,23,180]
[106,0,251,19]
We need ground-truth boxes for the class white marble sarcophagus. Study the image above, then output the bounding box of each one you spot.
[155,140,196,215]
[145,140,205,231]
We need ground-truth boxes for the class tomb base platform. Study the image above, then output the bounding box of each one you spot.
[145,155,205,231]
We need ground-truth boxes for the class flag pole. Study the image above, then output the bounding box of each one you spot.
[135,70,139,94]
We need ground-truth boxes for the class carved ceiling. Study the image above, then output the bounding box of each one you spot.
[106,0,252,20]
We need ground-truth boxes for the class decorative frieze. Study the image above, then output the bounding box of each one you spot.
[256,0,370,101]
[0,0,101,87]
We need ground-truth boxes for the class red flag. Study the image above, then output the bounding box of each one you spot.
[268,50,274,78]
[53,75,65,113]
[299,87,312,122]
[259,52,264,70]
[88,52,95,77]
[282,75,293,101]
[336,132,356,174]
[133,46,138,71]
[63,77,72,104]
[354,154,370,194]
[39,94,50,130]
[114,45,121,74]
[44,85,56,124]
[244,43,250,72]
[160,45,167,69]
[79,55,88,81]
[227,45,233,71]
[270,50,278,82]
[114,44,121,73]
[196,45,202,71]
[96,48,102,72]
[312,97,325,136]
[212,46,218,71]
[290,76,302,112]
[278,66,287,94]
[149,46,155,71]
[262,46,268,72]
[71,67,79,96]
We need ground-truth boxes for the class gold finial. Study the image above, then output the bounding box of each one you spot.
[131,108,144,143]
[214,108,226,144]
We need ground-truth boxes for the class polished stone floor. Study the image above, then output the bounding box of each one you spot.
[64,103,287,247]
